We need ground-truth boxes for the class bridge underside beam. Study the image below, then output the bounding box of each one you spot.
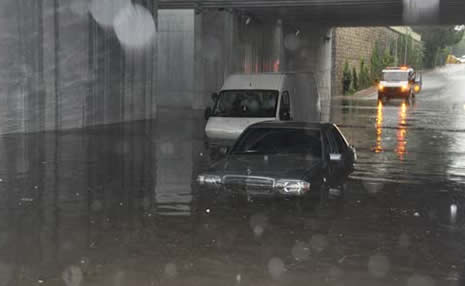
[159,0,465,25]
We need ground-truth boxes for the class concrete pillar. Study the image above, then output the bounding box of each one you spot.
[193,9,234,110]
[282,24,333,122]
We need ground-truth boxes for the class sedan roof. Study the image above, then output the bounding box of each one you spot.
[248,121,333,130]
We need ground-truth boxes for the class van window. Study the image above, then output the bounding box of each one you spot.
[212,90,278,118]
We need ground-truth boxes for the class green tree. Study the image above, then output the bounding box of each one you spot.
[452,35,465,57]
[371,41,395,80]
[352,67,358,91]
[342,61,352,94]
[359,59,371,89]
[415,26,464,68]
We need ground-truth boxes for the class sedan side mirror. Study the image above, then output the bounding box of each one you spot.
[204,106,212,120]
[329,153,342,161]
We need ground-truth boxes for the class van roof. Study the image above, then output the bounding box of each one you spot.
[221,73,288,91]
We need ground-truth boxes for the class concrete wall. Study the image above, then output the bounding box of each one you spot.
[0,0,157,135]
[192,9,332,116]
[193,10,284,109]
[331,27,400,96]
[157,10,194,108]
[283,25,333,121]
[331,26,422,96]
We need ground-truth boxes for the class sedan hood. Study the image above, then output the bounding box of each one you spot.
[210,154,322,179]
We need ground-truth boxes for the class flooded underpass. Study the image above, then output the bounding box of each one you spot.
[1,65,465,286]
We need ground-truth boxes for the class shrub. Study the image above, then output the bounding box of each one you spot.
[342,61,352,94]
[352,67,358,90]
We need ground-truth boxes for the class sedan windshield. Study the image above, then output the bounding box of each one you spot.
[232,128,322,157]
[382,71,409,81]
[212,90,278,118]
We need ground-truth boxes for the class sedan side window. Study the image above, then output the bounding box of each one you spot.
[325,130,339,154]
[332,127,348,153]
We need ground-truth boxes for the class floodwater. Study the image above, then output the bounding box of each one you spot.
[1,65,465,285]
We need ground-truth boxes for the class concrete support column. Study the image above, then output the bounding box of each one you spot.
[193,9,235,110]
[282,24,333,122]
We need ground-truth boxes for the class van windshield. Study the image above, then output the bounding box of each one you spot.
[212,90,278,118]
[382,71,409,81]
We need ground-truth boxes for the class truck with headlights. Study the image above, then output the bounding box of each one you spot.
[377,66,422,103]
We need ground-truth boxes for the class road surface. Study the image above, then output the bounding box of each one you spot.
[0,65,464,285]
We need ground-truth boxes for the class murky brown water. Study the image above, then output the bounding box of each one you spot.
[1,66,465,286]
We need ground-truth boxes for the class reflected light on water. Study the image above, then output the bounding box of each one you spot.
[450,204,458,224]
[374,101,384,153]
[396,102,408,160]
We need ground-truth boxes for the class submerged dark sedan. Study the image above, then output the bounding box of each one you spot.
[197,121,356,199]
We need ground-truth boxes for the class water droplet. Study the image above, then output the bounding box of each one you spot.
[0,261,12,285]
[291,241,310,261]
[0,178,3,182]
[119,202,124,206]
[142,197,151,210]
[202,36,221,61]
[250,214,268,235]
[407,274,435,286]
[328,266,344,281]
[91,200,103,211]
[268,257,285,280]
[414,212,420,217]
[284,33,300,51]
[69,0,89,17]
[310,234,328,252]
[165,263,177,278]
[62,265,83,286]
[205,208,211,214]
[253,225,264,237]
[236,273,241,283]
[114,4,156,50]
[89,0,130,28]
[399,233,410,248]
[450,204,458,224]
[368,254,390,278]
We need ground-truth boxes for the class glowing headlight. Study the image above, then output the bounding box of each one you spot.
[401,84,409,92]
[414,84,421,92]
[378,84,384,91]
[197,174,222,185]
[275,179,310,194]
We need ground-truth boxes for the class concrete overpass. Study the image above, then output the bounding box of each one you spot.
[158,0,465,25]
[0,0,464,135]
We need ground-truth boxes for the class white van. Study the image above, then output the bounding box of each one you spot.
[204,72,320,145]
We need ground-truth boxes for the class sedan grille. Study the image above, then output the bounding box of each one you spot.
[223,176,274,191]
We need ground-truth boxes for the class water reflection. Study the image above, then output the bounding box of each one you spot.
[396,102,408,160]
[374,101,384,153]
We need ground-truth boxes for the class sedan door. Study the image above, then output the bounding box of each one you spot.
[331,126,355,178]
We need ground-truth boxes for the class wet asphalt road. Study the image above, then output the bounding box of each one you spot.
[1,65,465,285]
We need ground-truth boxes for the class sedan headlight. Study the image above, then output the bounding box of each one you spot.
[401,84,409,92]
[378,84,384,91]
[197,174,222,185]
[275,179,310,195]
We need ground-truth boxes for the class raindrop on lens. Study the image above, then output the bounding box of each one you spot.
[114,4,156,50]
[368,254,390,278]
[407,274,435,286]
[268,257,285,280]
[291,241,310,261]
[165,263,177,278]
